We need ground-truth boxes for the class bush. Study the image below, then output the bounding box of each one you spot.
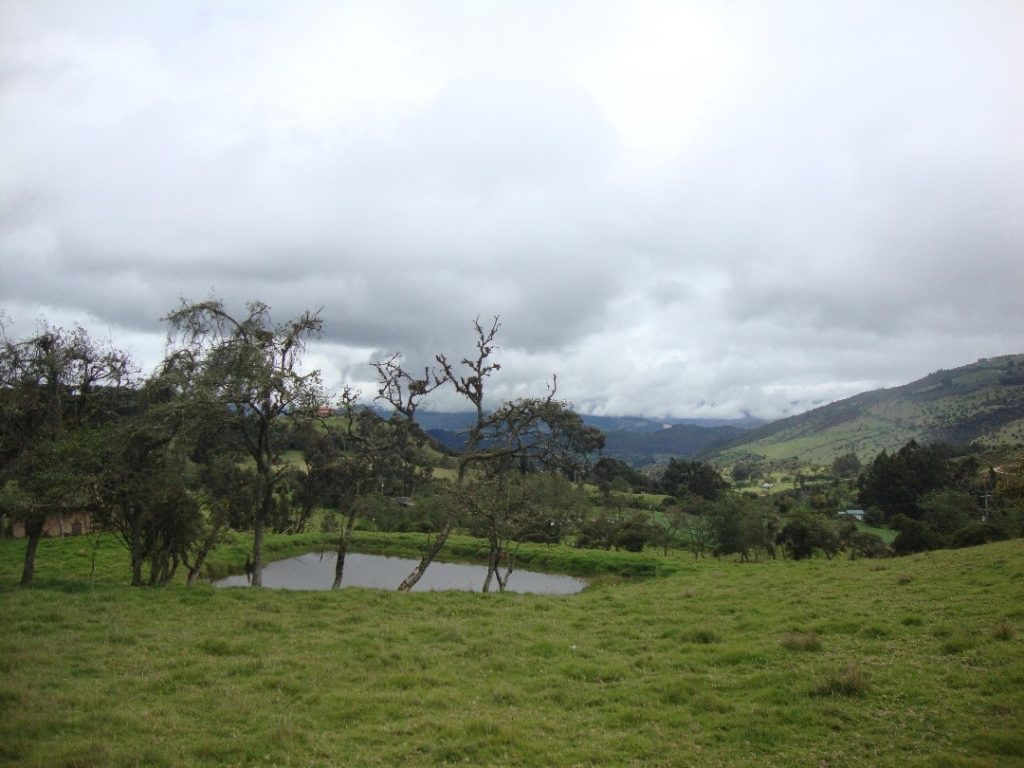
[777,511,839,560]
[950,522,1006,548]
[575,514,617,550]
[848,532,889,559]
[613,512,658,552]
[863,507,885,526]
[319,511,339,533]
[891,516,941,555]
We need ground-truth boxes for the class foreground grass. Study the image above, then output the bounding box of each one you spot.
[2,536,1023,767]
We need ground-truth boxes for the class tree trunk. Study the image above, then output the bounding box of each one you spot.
[252,482,274,587]
[130,522,144,587]
[398,517,454,592]
[186,550,208,586]
[331,504,358,589]
[495,542,515,592]
[496,561,512,592]
[20,519,44,587]
[252,513,265,587]
[482,545,498,593]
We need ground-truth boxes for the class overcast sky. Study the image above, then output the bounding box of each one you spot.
[2,1,1022,419]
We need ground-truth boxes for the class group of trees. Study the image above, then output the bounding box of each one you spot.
[1,303,605,591]
[857,439,1022,554]
[572,489,888,562]
[0,300,331,586]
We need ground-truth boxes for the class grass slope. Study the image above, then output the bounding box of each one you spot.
[2,535,1023,767]
[712,354,1024,464]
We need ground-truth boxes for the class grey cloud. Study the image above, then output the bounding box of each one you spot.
[2,1,1022,418]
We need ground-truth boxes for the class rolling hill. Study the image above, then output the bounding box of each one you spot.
[708,354,1024,465]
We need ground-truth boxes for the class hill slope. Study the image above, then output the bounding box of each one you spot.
[710,354,1024,465]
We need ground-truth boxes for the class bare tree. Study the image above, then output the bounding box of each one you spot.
[370,317,603,592]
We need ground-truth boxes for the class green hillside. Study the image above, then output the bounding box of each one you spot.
[711,354,1024,465]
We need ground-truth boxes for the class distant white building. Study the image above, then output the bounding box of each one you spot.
[838,509,866,522]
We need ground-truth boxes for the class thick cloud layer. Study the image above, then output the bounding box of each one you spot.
[2,1,1022,418]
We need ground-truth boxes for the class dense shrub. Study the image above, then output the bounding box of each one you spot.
[950,522,1007,548]
[847,532,889,559]
[777,511,839,560]
[891,516,941,555]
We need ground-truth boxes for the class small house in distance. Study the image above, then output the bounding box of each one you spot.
[10,512,95,538]
[838,509,866,522]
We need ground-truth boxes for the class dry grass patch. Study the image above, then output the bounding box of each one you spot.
[811,663,871,697]
[780,630,822,651]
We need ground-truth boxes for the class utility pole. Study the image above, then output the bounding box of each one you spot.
[978,491,992,522]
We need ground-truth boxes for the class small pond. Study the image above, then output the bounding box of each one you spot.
[214,551,587,594]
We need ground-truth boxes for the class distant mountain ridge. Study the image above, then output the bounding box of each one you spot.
[599,423,748,466]
[708,354,1024,465]
[409,411,763,434]
[408,410,762,463]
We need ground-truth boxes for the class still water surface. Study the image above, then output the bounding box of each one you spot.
[214,551,587,594]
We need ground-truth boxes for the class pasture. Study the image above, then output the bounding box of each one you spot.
[2,534,1022,767]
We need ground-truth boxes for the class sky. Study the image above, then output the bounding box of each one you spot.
[1,0,1022,420]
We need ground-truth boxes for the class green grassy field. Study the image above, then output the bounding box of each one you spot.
[2,534,1023,767]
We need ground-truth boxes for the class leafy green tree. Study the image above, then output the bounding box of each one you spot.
[846,531,889,559]
[949,522,1006,549]
[831,452,862,479]
[575,512,618,550]
[682,510,714,559]
[890,514,941,555]
[78,363,228,586]
[742,503,780,560]
[165,299,326,586]
[0,322,131,585]
[661,459,729,501]
[858,441,960,520]
[590,457,650,493]
[611,511,657,553]
[918,489,975,539]
[709,495,752,561]
[995,468,1024,508]
[777,509,840,560]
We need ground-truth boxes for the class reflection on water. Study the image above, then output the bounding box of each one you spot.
[214,551,587,594]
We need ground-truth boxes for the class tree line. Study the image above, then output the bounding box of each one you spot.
[0,301,604,590]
